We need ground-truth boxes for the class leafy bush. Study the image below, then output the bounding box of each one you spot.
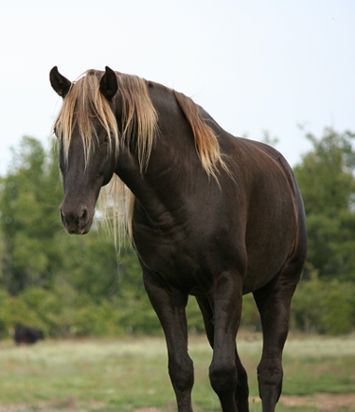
[292,278,355,335]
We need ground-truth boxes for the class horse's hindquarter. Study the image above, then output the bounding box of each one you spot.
[235,138,304,292]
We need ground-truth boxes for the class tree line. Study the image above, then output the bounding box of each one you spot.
[0,129,354,337]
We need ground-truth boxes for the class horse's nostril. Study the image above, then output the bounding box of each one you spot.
[81,207,88,222]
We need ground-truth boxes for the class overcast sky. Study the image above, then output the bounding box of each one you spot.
[1,0,354,174]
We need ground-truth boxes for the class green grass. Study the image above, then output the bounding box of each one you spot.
[0,333,354,411]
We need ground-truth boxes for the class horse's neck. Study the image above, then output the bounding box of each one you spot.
[115,86,206,222]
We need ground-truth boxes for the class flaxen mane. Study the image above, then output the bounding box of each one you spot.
[54,69,226,243]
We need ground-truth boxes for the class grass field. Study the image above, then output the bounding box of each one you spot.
[0,332,354,411]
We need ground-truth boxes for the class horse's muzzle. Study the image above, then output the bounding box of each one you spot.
[60,204,92,234]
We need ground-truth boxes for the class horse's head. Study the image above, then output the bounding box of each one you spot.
[50,66,119,234]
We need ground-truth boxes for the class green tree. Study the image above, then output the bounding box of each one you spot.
[0,137,63,293]
[294,128,355,281]
[295,129,355,216]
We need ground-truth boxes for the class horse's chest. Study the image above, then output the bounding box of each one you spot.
[133,226,212,291]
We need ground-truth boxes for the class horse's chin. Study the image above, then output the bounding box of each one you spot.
[67,227,91,235]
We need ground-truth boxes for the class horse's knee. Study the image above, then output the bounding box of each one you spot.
[257,359,283,401]
[168,354,194,393]
[209,360,237,395]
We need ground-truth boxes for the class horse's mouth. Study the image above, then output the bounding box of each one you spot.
[65,220,93,235]
[67,227,90,235]
[67,224,91,235]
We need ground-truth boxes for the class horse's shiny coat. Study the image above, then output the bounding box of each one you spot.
[50,66,307,412]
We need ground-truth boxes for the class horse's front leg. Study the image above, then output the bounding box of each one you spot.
[209,270,244,412]
[143,270,194,412]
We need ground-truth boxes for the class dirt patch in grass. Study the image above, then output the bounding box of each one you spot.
[281,393,355,410]
[133,409,161,412]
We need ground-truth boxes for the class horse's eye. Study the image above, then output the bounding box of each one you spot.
[100,137,110,147]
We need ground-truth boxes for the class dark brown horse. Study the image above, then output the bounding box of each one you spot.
[50,66,306,412]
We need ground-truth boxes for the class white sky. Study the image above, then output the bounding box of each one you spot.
[1,0,354,174]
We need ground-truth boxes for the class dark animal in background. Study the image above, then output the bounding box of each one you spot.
[50,66,307,412]
[14,323,44,345]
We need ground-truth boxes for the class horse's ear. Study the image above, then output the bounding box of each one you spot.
[100,66,118,100]
[49,66,71,98]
